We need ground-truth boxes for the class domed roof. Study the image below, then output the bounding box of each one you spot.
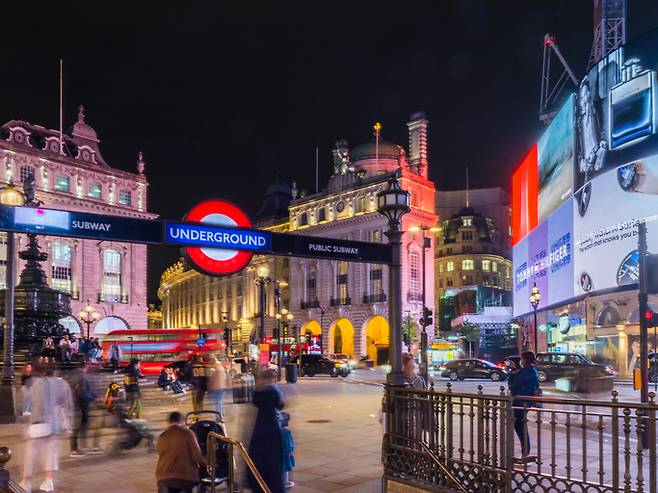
[70,105,99,142]
[350,140,400,162]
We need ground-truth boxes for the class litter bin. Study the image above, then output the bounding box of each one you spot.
[232,373,255,403]
[285,363,298,383]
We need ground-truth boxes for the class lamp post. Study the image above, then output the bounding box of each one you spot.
[409,224,439,385]
[274,282,282,381]
[377,174,411,386]
[0,181,25,424]
[254,263,271,344]
[319,304,326,354]
[529,283,541,352]
[78,301,100,339]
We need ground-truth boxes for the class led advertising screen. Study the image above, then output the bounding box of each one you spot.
[538,94,575,224]
[513,28,658,315]
[513,200,574,317]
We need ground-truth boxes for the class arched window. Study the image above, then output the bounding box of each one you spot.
[94,316,129,334]
[51,241,72,293]
[102,249,122,302]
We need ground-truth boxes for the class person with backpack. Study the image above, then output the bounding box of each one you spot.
[70,363,102,457]
[189,355,208,412]
[124,359,145,418]
[507,350,541,459]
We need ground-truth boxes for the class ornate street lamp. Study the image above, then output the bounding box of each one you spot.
[377,174,411,386]
[529,283,541,352]
[79,301,101,339]
[255,263,271,343]
[0,181,25,424]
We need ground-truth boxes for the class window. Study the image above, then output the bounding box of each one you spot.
[306,268,317,301]
[356,196,366,213]
[51,241,72,293]
[482,260,491,271]
[461,230,473,241]
[283,258,289,268]
[88,182,102,199]
[462,259,474,270]
[102,249,122,301]
[446,278,454,287]
[373,230,381,242]
[462,245,472,253]
[118,189,131,205]
[438,262,444,273]
[236,283,242,297]
[446,247,453,255]
[55,174,70,192]
[370,267,383,295]
[483,275,489,285]
[337,261,349,301]
[462,218,472,227]
[318,207,326,222]
[464,275,473,285]
[438,278,443,288]
[409,252,420,296]
[299,212,308,226]
[446,261,454,272]
[20,166,34,182]
[492,261,498,272]
[438,249,443,256]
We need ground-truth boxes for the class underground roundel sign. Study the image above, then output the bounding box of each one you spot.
[183,200,254,276]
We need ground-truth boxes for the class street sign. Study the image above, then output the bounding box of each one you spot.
[181,200,256,276]
[196,338,206,346]
[0,204,393,269]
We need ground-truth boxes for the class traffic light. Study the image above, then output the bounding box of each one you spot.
[644,310,658,326]
[420,307,433,327]
[647,253,658,294]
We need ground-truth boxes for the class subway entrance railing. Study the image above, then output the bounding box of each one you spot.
[382,384,658,493]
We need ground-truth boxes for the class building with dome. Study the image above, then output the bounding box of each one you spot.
[289,113,437,364]
[157,175,292,352]
[0,105,155,333]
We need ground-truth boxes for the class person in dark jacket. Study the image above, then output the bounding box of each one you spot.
[70,363,102,457]
[507,351,540,458]
[158,369,171,391]
[247,370,284,493]
[124,359,145,418]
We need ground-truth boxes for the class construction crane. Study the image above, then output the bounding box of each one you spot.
[539,0,627,123]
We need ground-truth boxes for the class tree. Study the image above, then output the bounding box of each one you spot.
[459,320,481,358]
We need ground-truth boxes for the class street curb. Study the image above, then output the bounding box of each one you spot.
[296,376,384,387]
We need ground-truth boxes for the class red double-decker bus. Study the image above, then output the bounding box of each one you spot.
[100,328,226,375]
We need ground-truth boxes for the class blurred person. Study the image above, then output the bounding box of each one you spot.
[109,340,123,373]
[21,362,33,416]
[207,357,231,416]
[91,338,103,362]
[507,350,540,458]
[78,337,91,361]
[20,361,74,493]
[189,355,208,411]
[70,363,102,457]
[247,370,284,493]
[158,368,171,391]
[167,368,185,394]
[280,412,295,489]
[124,359,145,418]
[59,334,73,363]
[155,411,205,493]
[41,337,56,359]
[402,352,427,389]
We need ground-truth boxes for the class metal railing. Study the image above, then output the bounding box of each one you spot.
[363,292,387,303]
[206,431,271,493]
[330,296,351,306]
[383,383,658,493]
[300,299,320,309]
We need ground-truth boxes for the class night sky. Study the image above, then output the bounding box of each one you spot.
[2,1,658,299]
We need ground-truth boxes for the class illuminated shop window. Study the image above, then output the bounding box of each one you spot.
[51,241,72,293]
[55,174,70,192]
[88,182,102,199]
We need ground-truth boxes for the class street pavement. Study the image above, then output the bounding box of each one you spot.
[1,379,384,493]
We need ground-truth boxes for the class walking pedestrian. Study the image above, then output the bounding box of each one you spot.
[155,411,205,493]
[70,363,102,457]
[207,357,231,416]
[189,355,208,411]
[507,350,540,459]
[109,341,123,373]
[21,363,33,416]
[280,412,295,489]
[247,370,284,493]
[124,359,145,418]
[19,361,74,493]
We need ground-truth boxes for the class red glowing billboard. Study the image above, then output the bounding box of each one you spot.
[511,145,538,245]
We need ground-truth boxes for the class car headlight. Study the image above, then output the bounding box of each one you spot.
[605,366,615,375]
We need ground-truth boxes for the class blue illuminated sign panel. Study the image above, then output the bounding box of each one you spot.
[164,222,271,252]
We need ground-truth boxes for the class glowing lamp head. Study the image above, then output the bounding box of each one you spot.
[377,175,411,223]
[256,263,270,279]
[286,313,294,321]
[529,283,541,308]
[0,182,25,206]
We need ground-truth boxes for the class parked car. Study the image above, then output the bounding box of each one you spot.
[439,359,507,381]
[534,352,614,382]
[299,354,350,377]
[329,353,357,369]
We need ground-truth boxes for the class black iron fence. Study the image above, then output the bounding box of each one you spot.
[383,383,658,493]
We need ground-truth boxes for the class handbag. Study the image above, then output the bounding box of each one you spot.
[27,422,52,439]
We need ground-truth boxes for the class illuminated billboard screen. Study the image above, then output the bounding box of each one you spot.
[512,28,658,315]
[511,146,538,245]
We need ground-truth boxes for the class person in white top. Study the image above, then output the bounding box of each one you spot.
[207,357,232,416]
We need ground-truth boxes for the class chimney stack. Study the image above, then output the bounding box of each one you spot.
[407,112,428,177]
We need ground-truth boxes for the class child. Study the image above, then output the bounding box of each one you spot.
[280,411,295,489]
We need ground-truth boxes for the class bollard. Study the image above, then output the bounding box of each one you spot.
[0,446,12,489]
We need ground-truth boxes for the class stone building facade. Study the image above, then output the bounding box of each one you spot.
[0,106,154,333]
[289,113,437,363]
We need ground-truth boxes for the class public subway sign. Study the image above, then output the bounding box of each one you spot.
[0,203,394,274]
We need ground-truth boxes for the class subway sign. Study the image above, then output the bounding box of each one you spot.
[165,222,271,252]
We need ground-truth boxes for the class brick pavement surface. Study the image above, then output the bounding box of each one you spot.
[1,379,384,493]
